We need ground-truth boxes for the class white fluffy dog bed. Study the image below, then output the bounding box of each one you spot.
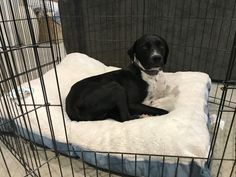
[0,53,211,177]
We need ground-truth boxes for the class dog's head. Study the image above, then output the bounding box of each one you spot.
[128,34,169,75]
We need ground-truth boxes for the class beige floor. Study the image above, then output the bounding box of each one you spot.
[0,84,235,177]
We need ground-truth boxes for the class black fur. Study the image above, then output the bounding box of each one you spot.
[66,34,169,122]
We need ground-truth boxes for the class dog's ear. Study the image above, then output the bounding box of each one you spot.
[127,41,136,61]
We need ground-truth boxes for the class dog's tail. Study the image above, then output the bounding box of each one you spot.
[65,95,80,121]
[66,104,81,121]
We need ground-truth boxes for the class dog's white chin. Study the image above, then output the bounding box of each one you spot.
[148,67,162,73]
[133,56,163,75]
[148,67,162,71]
[143,68,162,76]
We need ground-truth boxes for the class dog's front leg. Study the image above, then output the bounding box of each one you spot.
[107,82,133,122]
[129,104,168,116]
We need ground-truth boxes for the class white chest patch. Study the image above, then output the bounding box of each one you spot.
[142,71,167,105]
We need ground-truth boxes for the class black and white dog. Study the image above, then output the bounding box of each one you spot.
[66,34,169,122]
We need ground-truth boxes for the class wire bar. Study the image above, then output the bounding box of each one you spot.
[0,0,235,177]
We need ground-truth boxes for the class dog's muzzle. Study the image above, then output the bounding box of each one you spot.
[142,67,162,75]
[133,56,162,75]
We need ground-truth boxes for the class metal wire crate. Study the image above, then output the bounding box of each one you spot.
[0,0,235,177]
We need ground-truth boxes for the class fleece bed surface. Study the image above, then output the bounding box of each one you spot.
[0,53,211,177]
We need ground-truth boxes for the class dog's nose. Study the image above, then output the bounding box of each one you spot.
[151,55,162,63]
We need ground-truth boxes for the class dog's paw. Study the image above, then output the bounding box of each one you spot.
[159,109,169,115]
[129,114,140,120]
